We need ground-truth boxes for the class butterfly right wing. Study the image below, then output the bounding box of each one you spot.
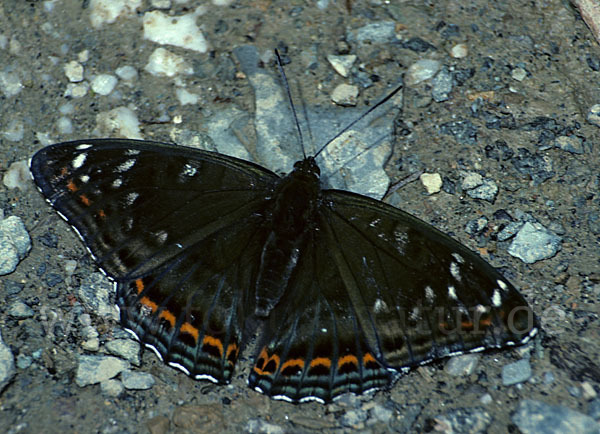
[30,139,279,383]
[248,188,538,403]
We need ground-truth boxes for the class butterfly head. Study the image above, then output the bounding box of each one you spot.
[292,156,320,180]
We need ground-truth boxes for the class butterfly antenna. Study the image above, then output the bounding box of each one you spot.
[314,82,403,158]
[296,82,316,155]
[274,49,306,159]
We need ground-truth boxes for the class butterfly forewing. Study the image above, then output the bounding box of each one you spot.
[30,139,279,383]
[320,190,538,364]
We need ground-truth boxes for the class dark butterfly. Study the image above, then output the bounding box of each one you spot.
[30,76,538,405]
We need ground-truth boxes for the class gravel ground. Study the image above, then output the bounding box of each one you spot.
[1,1,599,433]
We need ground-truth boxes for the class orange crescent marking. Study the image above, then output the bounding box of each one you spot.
[66,179,78,192]
[479,318,492,327]
[180,322,199,342]
[159,309,176,327]
[338,354,359,368]
[281,358,305,371]
[98,209,106,218]
[79,194,91,206]
[363,353,377,364]
[310,357,332,369]
[226,343,239,359]
[203,335,224,356]
[140,296,157,312]
[135,279,144,294]
[253,349,281,375]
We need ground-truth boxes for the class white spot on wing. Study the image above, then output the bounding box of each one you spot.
[497,279,508,292]
[373,298,388,314]
[72,153,87,169]
[447,285,458,300]
[112,178,123,188]
[452,253,465,264]
[182,163,197,177]
[410,306,420,321]
[80,175,90,183]
[153,230,168,244]
[125,149,141,156]
[425,286,435,303]
[450,262,462,282]
[492,289,502,307]
[76,143,92,150]
[116,159,136,173]
[125,192,139,205]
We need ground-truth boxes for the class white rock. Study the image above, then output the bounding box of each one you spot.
[145,47,193,77]
[64,82,89,98]
[3,160,30,190]
[91,74,118,95]
[420,172,442,194]
[405,59,441,85]
[89,0,142,29]
[327,54,357,77]
[57,116,73,134]
[512,67,527,81]
[115,65,138,81]
[143,9,208,53]
[331,83,359,106]
[95,106,143,139]
[176,87,199,105]
[0,70,23,97]
[2,119,24,141]
[450,43,468,58]
[64,60,84,82]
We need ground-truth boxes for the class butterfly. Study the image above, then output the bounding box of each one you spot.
[29,66,538,405]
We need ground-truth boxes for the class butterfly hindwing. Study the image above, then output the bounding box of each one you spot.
[248,217,393,403]
[30,139,279,383]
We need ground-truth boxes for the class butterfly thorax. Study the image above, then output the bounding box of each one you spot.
[254,157,321,317]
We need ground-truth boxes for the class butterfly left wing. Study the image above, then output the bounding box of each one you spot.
[30,139,280,383]
[249,188,538,403]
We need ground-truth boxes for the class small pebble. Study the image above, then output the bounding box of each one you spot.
[502,359,532,386]
[3,160,30,190]
[64,60,84,82]
[405,59,441,85]
[445,354,480,376]
[16,354,33,370]
[327,54,356,77]
[121,370,155,390]
[420,172,442,194]
[75,355,130,387]
[145,47,193,77]
[511,67,527,81]
[508,222,562,264]
[331,83,359,106]
[0,331,16,393]
[450,43,468,58]
[7,300,34,319]
[115,65,138,81]
[143,10,208,53]
[91,74,118,95]
[587,104,600,127]
[554,135,584,154]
